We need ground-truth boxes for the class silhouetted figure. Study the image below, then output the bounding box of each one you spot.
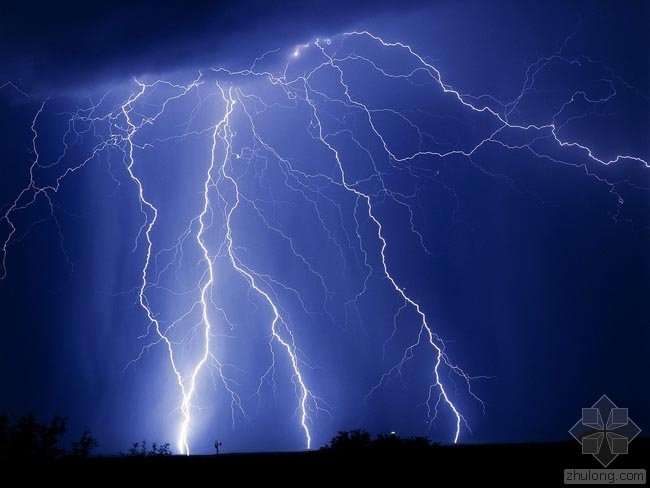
[214,440,222,455]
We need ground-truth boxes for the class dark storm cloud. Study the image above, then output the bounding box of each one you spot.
[0,0,430,91]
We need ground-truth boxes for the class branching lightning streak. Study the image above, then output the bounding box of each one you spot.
[214,84,322,450]
[1,29,647,453]
[120,78,200,455]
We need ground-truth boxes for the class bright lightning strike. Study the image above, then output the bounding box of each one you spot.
[1,29,647,455]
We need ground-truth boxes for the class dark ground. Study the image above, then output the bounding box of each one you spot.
[7,439,649,484]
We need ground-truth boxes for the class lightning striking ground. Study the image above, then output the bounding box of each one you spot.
[1,30,647,455]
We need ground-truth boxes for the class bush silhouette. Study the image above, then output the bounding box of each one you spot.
[71,429,99,458]
[0,412,67,460]
[0,412,99,460]
[323,429,440,451]
[325,428,373,450]
[122,440,173,457]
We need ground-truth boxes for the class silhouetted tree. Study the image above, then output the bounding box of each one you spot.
[149,442,172,456]
[373,432,403,449]
[0,412,67,460]
[123,440,172,457]
[125,440,147,457]
[402,435,439,449]
[326,429,373,450]
[323,429,440,452]
[71,429,98,458]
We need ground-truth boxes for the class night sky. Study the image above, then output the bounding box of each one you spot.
[1,0,648,456]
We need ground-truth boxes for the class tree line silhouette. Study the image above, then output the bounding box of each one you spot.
[1,411,438,460]
[0,412,96,460]
[321,428,441,451]
[0,412,170,460]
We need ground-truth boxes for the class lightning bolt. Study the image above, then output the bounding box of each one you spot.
[1,29,647,455]
[213,84,325,451]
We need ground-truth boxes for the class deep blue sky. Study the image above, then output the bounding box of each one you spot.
[1,1,648,455]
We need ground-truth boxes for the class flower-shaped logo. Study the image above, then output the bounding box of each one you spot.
[569,394,642,468]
